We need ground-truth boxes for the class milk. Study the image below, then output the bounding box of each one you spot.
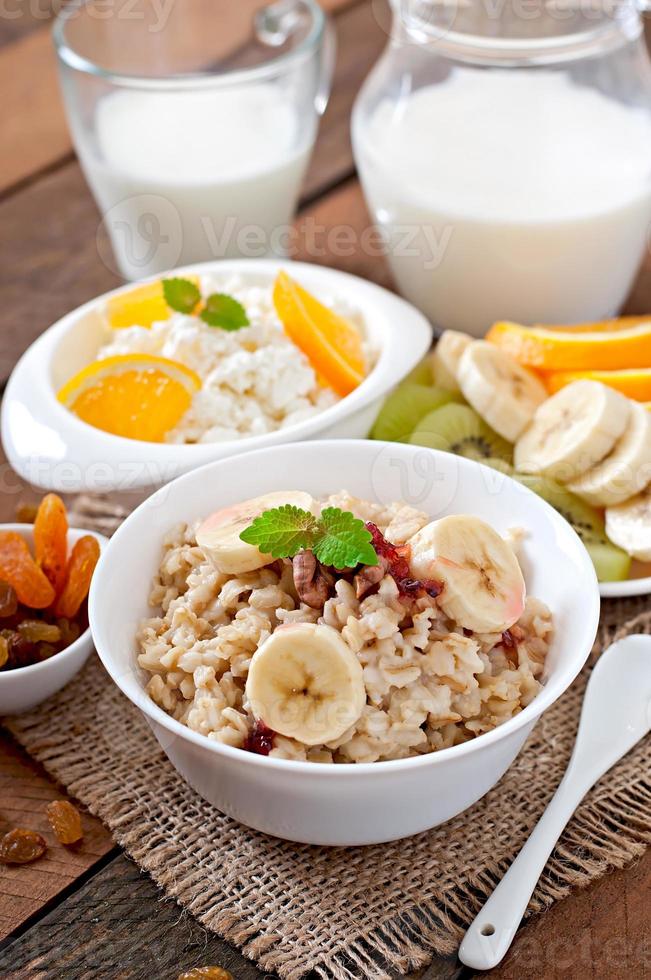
[356,70,651,334]
[81,85,312,279]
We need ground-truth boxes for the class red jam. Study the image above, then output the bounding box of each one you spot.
[244,721,275,756]
[365,523,443,602]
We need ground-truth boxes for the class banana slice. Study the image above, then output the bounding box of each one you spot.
[606,486,651,561]
[408,515,526,633]
[196,491,316,574]
[568,401,651,507]
[457,341,547,442]
[515,380,630,482]
[430,330,472,391]
[245,623,366,745]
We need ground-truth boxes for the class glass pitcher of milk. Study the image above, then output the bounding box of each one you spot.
[54,0,334,280]
[353,0,651,335]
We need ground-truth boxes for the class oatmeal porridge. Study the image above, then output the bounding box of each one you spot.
[137,491,552,763]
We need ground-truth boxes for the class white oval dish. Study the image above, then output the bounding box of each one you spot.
[1,259,431,494]
[89,440,600,846]
[599,574,651,599]
[0,524,107,716]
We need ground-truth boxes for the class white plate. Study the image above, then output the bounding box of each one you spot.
[599,574,651,598]
[1,259,432,493]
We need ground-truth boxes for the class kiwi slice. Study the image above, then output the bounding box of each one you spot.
[404,356,434,386]
[517,473,631,582]
[370,383,457,442]
[409,404,514,464]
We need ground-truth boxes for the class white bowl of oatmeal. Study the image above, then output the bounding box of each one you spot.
[2,260,431,493]
[89,440,600,845]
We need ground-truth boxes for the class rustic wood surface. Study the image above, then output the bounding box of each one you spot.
[0,0,649,977]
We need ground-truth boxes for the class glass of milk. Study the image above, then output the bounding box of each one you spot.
[352,0,651,335]
[54,0,334,279]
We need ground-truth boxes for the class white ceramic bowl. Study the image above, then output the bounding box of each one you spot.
[0,525,107,716]
[2,260,431,494]
[89,440,600,845]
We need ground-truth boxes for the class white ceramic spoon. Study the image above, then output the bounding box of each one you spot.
[459,633,651,971]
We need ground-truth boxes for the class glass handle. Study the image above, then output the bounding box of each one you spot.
[255,0,336,115]
[255,0,304,46]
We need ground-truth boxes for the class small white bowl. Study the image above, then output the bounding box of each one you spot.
[2,259,431,494]
[89,440,600,846]
[0,525,107,716]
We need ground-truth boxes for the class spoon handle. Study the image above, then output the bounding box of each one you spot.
[458,773,591,970]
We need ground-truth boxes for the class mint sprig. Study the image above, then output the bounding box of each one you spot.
[200,293,250,331]
[240,506,378,569]
[163,277,201,314]
[162,278,250,331]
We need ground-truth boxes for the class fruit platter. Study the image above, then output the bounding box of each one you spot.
[371,318,651,597]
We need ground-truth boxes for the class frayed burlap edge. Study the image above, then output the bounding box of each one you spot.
[3,498,651,980]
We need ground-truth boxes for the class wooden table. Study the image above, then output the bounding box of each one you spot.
[1,2,650,976]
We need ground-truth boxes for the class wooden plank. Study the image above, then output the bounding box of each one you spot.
[0,0,373,197]
[0,733,116,942]
[0,162,122,381]
[0,851,264,979]
[0,29,69,196]
[0,0,55,46]
[478,849,651,979]
[303,0,388,201]
[295,176,393,287]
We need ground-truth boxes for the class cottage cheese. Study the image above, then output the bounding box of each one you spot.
[98,275,367,444]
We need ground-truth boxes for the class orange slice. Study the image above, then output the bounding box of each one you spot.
[58,354,201,443]
[543,316,651,333]
[273,271,366,397]
[544,368,651,401]
[487,320,651,370]
[106,277,200,329]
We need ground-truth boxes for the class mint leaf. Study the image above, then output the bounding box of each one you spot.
[313,508,379,568]
[239,505,379,568]
[239,505,319,558]
[163,277,201,314]
[201,293,250,331]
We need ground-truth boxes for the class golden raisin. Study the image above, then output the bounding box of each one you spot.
[177,970,233,980]
[0,581,18,618]
[0,533,55,609]
[45,800,83,845]
[34,494,69,596]
[55,536,100,618]
[15,502,39,524]
[0,828,47,864]
[0,636,8,669]
[37,643,58,661]
[57,618,81,646]
[2,628,36,669]
[18,621,62,644]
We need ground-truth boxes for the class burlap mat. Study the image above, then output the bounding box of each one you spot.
[4,497,651,980]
